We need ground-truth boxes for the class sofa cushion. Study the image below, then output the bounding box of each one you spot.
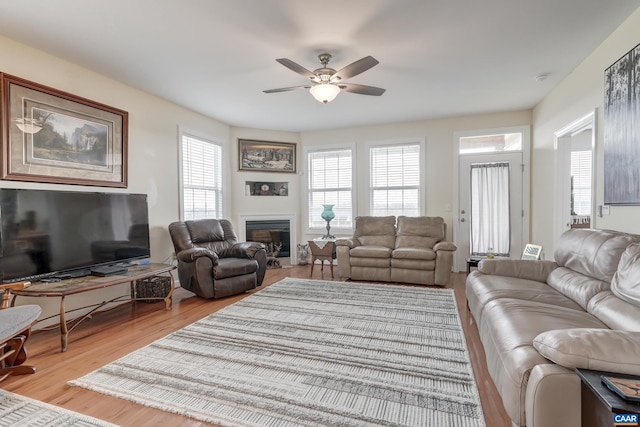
[392,247,436,260]
[350,257,391,268]
[186,219,225,244]
[587,291,640,331]
[466,271,583,324]
[546,267,610,310]
[533,328,640,375]
[479,298,606,426]
[611,242,640,306]
[390,259,436,270]
[553,228,640,283]
[214,257,257,280]
[395,216,444,249]
[350,246,392,258]
[353,216,396,249]
[477,259,558,283]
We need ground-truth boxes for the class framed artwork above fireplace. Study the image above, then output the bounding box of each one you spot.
[238,139,296,173]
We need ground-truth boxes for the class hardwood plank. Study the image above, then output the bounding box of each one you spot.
[3,267,511,427]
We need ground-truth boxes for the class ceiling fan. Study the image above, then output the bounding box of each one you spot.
[263,53,385,103]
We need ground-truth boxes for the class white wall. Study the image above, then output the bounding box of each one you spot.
[0,35,231,327]
[532,7,640,256]
[299,111,532,243]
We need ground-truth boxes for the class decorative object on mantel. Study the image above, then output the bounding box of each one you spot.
[604,41,640,204]
[238,139,296,173]
[0,73,128,188]
[263,53,386,104]
[321,204,335,239]
[245,181,288,196]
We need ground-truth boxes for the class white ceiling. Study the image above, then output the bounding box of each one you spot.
[0,0,638,133]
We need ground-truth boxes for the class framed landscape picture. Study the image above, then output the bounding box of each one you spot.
[238,139,296,173]
[1,73,128,187]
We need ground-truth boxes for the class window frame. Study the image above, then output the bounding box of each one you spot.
[365,138,425,217]
[178,129,225,221]
[303,143,356,235]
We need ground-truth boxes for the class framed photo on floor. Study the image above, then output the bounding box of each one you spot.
[1,73,128,187]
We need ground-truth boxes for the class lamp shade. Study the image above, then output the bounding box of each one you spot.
[310,84,340,104]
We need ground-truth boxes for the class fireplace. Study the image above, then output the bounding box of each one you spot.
[238,214,297,265]
[245,220,290,257]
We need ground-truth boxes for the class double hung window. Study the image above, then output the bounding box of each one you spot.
[180,133,223,220]
[370,144,420,216]
[307,148,353,229]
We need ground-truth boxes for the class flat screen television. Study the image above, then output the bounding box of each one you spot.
[0,188,150,283]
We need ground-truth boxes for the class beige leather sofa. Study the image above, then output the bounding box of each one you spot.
[466,228,640,427]
[336,216,456,285]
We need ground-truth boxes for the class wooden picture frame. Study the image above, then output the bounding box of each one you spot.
[521,243,542,260]
[238,139,296,173]
[1,73,128,187]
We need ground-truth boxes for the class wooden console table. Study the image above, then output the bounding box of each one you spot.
[11,263,176,352]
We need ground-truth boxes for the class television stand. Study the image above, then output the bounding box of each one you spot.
[11,263,176,352]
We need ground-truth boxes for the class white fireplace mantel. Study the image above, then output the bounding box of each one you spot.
[238,214,297,265]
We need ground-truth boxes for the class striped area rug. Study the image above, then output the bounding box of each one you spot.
[0,389,117,426]
[69,278,486,427]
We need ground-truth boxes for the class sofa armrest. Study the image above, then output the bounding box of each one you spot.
[219,241,265,259]
[336,238,361,248]
[533,328,640,375]
[526,364,581,427]
[177,247,218,264]
[433,241,456,252]
[478,259,558,283]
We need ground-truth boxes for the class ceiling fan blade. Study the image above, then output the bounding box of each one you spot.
[263,85,311,93]
[338,83,385,96]
[275,58,316,79]
[333,56,379,81]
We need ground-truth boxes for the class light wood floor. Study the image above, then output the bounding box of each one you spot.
[3,266,512,427]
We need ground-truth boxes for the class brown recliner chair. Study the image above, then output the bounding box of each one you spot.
[168,219,267,299]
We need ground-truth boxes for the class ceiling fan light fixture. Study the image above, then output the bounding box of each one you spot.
[310,83,340,104]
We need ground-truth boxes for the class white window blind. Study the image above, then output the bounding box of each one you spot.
[370,144,420,216]
[571,150,592,216]
[308,148,353,229]
[181,134,223,220]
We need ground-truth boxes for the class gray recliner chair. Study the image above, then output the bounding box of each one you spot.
[168,219,267,299]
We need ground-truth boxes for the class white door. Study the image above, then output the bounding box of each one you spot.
[456,152,524,269]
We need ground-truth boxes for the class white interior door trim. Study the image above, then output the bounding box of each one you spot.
[452,125,531,271]
[553,110,596,245]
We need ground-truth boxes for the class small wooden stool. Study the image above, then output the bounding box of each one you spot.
[308,240,336,278]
